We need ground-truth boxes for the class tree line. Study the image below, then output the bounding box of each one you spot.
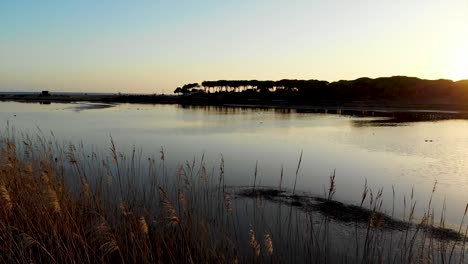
[175,80,330,94]
[174,76,468,106]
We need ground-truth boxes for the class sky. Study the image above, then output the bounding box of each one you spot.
[1,0,467,94]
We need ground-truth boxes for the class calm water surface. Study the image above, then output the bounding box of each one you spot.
[1,101,468,226]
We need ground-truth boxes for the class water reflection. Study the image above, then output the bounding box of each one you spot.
[352,118,410,127]
[351,114,457,127]
[178,104,296,118]
[2,101,468,227]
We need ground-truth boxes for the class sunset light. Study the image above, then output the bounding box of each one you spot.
[2,1,468,263]
[1,1,467,93]
[449,55,468,81]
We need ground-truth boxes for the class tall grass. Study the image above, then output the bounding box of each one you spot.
[0,127,467,263]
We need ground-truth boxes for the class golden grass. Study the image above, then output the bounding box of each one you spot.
[0,134,239,263]
[0,129,467,263]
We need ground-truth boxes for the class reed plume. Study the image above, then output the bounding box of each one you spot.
[119,200,131,216]
[224,192,232,213]
[0,183,12,215]
[159,187,180,226]
[139,216,149,235]
[264,231,273,255]
[82,177,91,201]
[249,224,261,257]
[90,218,121,260]
[48,187,61,214]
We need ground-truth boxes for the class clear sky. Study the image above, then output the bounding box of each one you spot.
[1,0,467,94]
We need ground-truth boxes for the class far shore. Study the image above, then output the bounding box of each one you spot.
[2,92,468,120]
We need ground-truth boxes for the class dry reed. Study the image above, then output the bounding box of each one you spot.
[0,129,467,263]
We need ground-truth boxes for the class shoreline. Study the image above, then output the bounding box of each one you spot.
[2,93,468,120]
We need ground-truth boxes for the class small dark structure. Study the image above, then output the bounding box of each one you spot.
[40,91,50,97]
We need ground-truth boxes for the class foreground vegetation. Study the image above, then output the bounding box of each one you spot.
[0,128,467,263]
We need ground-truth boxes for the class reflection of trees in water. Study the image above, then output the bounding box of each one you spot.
[176,105,296,120]
[351,113,454,127]
[178,104,466,126]
[352,119,408,127]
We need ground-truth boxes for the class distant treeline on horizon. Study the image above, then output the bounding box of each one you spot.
[174,76,468,106]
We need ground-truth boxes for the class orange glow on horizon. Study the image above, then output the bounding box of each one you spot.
[450,58,468,81]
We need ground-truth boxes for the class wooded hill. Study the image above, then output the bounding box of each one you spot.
[175,76,468,108]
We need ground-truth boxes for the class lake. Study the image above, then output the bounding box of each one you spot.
[1,101,468,227]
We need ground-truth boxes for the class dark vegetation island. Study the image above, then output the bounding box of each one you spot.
[171,76,468,110]
[2,76,468,111]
